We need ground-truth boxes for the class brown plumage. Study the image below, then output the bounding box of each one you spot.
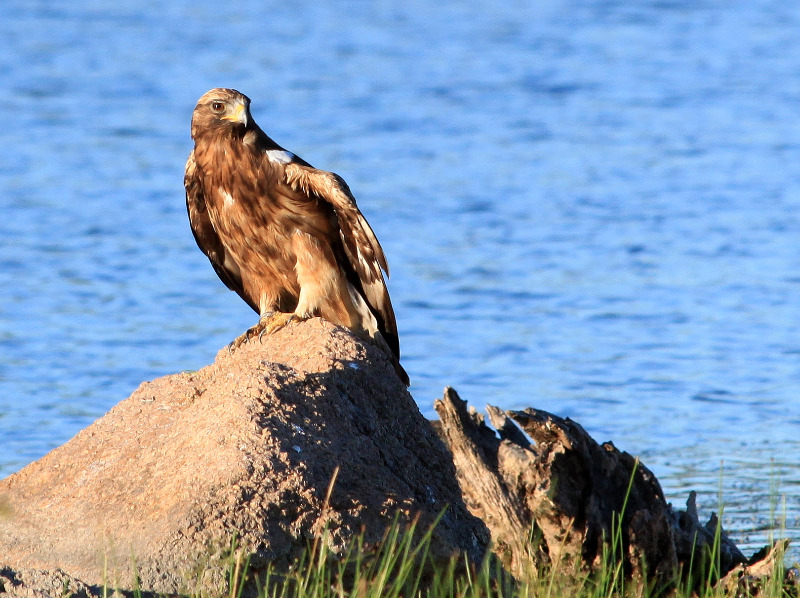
[185,88,407,384]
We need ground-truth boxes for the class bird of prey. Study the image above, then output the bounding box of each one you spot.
[184,88,407,384]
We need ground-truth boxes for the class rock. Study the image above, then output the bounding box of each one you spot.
[0,319,488,596]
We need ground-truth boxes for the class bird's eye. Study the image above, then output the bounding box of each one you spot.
[211,101,225,112]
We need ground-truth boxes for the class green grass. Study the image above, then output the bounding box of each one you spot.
[100,467,796,598]
[92,517,793,598]
[195,517,792,598]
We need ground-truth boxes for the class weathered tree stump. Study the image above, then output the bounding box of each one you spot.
[434,386,789,588]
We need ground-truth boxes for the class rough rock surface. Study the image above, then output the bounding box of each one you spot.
[0,319,487,596]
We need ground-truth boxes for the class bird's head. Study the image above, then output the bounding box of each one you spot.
[191,88,253,139]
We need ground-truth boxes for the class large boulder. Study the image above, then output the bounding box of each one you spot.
[0,319,487,596]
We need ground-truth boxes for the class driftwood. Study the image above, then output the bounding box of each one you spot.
[435,386,793,589]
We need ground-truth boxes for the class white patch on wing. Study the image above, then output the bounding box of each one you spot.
[265,149,295,164]
[220,189,235,208]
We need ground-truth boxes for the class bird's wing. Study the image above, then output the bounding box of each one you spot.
[184,150,259,313]
[283,161,400,358]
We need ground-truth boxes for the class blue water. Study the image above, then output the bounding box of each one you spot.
[1,0,798,561]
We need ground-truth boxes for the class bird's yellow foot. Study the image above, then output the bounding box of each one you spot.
[228,312,304,351]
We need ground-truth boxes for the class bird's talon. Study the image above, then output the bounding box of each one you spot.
[228,312,302,349]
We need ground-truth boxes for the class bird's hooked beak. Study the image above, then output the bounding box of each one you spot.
[221,102,248,127]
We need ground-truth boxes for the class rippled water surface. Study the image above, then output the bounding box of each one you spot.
[1,0,798,560]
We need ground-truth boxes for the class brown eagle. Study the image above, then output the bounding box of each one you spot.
[185,88,407,384]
